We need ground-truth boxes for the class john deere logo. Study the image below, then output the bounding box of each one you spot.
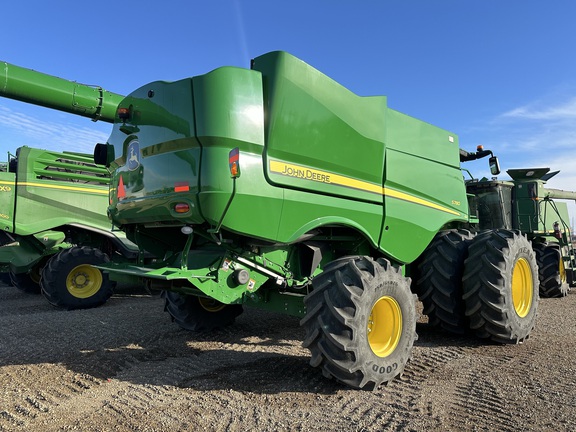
[127,140,140,171]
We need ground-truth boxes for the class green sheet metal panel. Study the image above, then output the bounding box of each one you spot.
[254,51,387,203]
[0,169,16,233]
[8,147,111,236]
[382,109,468,262]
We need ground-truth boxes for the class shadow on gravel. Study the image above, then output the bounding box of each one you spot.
[178,352,343,394]
[0,286,346,394]
[3,284,511,396]
[414,322,498,348]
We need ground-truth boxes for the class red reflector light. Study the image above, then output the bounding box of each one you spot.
[174,203,190,213]
[117,176,126,199]
[174,182,189,193]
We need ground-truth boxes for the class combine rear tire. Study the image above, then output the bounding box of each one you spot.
[301,256,417,390]
[0,272,12,286]
[533,243,569,298]
[462,230,538,344]
[163,291,243,331]
[9,265,43,294]
[413,229,473,334]
[41,247,115,310]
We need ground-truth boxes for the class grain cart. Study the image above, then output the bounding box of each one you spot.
[467,167,576,297]
[0,62,141,309]
[85,51,539,390]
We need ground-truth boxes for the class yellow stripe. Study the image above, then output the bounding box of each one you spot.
[383,187,460,216]
[17,182,108,195]
[269,160,460,217]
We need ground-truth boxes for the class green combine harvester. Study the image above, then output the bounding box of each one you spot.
[0,145,143,309]
[2,52,575,390]
[0,62,141,309]
[467,168,576,297]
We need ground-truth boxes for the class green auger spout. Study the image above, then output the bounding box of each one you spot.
[1,61,123,123]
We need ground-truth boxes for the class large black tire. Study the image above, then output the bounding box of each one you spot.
[163,291,244,331]
[462,230,539,344]
[41,246,115,310]
[9,264,43,294]
[413,229,474,334]
[301,256,417,390]
[0,272,12,286]
[533,242,570,298]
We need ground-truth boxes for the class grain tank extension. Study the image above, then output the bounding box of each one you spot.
[88,51,540,390]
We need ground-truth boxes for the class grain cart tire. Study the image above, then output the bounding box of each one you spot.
[9,264,43,294]
[301,256,417,390]
[41,246,115,310]
[533,243,569,298]
[462,230,538,344]
[413,229,474,334]
[163,291,243,331]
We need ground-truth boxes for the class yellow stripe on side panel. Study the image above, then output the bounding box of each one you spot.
[18,182,108,195]
[269,160,460,217]
[383,187,460,216]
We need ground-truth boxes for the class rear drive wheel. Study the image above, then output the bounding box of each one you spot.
[41,246,115,310]
[301,256,417,390]
[163,291,243,331]
[9,264,43,294]
[413,229,473,334]
[462,230,538,343]
[533,242,570,298]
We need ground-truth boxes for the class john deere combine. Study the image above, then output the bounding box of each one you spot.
[3,52,572,390]
[0,145,144,309]
[0,62,141,309]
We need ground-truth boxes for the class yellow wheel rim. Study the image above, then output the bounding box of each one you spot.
[367,296,402,358]
[511,258,533,318]
[198,297,226,312]
[559,255,567,284]
[30,266,42,284]
[66,265,103,299]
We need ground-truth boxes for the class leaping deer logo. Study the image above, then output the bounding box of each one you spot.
[127,141,140,171]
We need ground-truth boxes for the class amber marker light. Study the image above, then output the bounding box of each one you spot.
[174,203,190,213]
[229,147,240,177]
[117,107,131,120]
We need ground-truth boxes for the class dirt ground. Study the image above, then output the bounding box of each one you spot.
[1,280,575,432]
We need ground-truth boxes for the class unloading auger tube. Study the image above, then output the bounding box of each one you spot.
[1,61,123,123]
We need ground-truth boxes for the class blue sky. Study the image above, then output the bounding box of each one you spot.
[2,1,576,219]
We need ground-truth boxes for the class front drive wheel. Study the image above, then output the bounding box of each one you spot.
[533,242,570,298]
[163,291,244,331]
[413,229,474,334]
[462,230,538,344]
[301,256,417,390]
[41,246,115,310]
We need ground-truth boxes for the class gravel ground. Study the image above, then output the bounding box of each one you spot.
[0,281,575,432]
